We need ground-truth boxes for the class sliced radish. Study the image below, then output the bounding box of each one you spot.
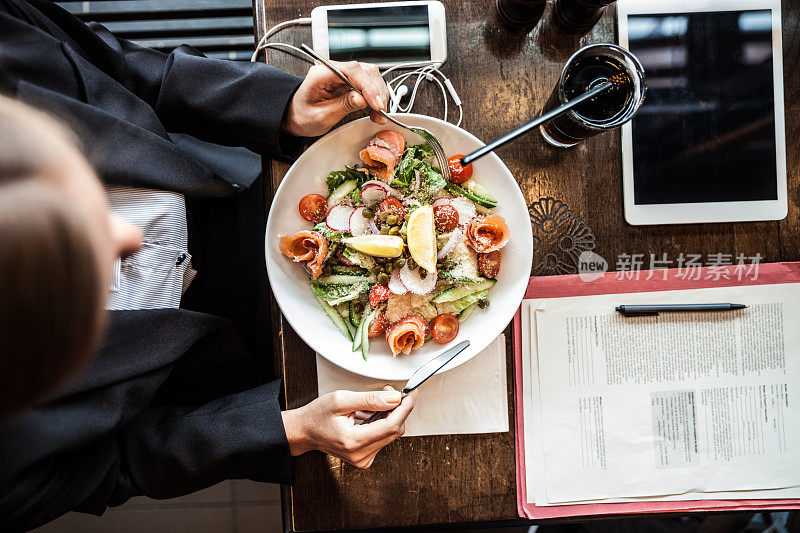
[326,205,355,232]
[449,197,477,227]
[437,227,463,260]
[399,264,438,295]
[388,268,408,295]
[411,169,421,195]
[432,197,452,209]
[368,218,380,235]
[349,207,370,236]
[360,184,387,206]
[362,180,403,199]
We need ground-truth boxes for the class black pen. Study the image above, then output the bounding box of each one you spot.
[615,303,747,317]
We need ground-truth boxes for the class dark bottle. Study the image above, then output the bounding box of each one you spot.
[552,0,616,34]
[495,0,547,32]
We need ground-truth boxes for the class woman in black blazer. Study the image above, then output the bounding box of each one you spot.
[0,1,415,531]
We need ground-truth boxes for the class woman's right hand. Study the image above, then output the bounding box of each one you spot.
[281,385,416,468]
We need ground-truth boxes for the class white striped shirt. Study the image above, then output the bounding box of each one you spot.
[105,186,196,311]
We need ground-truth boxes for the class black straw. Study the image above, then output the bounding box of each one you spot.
[460,79,614,166]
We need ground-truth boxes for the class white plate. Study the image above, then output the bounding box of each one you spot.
[265,114,532,380]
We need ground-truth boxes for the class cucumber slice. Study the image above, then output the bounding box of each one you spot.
[458,302,479,323]
[348,300,364,328]
[321,283,368,306]
[328,179,358,204]
[353,313,365,352]
[312,282,367,303]
[331,265,367,275]
[315,295,352,341]
[311,274,375,285]
[431,279,496,303]
[464,180,497,204]
[441,290,489,315]
[444,182,497,209]
[361,308,378,361]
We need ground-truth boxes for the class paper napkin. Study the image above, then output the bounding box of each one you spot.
[316,334,509,437]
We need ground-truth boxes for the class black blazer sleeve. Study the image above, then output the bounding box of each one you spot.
[112,380,291,502]
[86,23,305,157]
[0,383,290,532]
[0,310,292,533]
[3,0,305,159]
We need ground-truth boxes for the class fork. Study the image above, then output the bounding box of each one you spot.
[299,44,451,181]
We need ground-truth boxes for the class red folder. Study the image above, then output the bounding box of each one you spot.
[512,261,800,519]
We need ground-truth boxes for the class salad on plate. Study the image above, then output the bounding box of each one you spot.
[278,130,510,360]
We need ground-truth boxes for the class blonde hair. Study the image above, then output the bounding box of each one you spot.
[0,96,107,420]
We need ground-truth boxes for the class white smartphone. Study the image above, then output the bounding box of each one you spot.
[617,0,787,225]
[311,1,447,68]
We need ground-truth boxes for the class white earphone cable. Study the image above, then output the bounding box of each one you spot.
[252,19,463,127]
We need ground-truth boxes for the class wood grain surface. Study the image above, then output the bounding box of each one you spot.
[253,1,800,530]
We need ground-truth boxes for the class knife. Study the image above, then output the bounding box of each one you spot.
[361,340,470,424]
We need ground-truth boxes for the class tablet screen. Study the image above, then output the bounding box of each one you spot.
[627,10,778,205]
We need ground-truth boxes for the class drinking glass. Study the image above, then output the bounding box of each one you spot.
[539,43,646,148]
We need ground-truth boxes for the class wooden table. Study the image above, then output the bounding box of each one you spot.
[253,1,800,530]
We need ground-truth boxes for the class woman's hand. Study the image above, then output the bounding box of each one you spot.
[281,385,416,468]
[281,61,390,137]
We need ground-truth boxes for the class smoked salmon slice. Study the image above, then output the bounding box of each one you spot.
[466,214,510,253]
[385,313,429,357]
[279,230,328,280]
[359,130,406,182]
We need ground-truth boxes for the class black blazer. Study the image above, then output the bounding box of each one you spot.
[0,1,304,530]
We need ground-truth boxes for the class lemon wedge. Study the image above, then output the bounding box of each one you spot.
[342,235,404,258]
[406,205,437,272]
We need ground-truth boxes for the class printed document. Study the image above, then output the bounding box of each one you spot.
[526,284,800,504]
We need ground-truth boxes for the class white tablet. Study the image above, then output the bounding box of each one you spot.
[617,0,787,225]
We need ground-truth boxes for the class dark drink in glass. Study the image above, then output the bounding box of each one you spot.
[553,0,616,34]
[496,0,547,32]
[540,43,645,148]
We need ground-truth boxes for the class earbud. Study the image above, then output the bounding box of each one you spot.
[389,84,410,113]
[383,63,463,126]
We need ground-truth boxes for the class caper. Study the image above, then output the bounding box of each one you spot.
[379,211,390,222]
[407,258,417,270]
[478,298,490,309]
[362,208,374,218]
[380,226,390,235]
[353,302,364,314]
[386,214,399,226]
[394,258,406,269]
[389,226,400,235]
[377,272,389,285]
[419,268,428,279]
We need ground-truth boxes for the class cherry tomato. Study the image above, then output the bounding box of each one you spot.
[430,313,459,344]
[299,194,327,222]
[369,284,391,308]
[377,197,405,224]
[337,249,356,266]
[447,155,473,184]
[368,311,388,338]
[478,250,501,279]
[434,204,459,232]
